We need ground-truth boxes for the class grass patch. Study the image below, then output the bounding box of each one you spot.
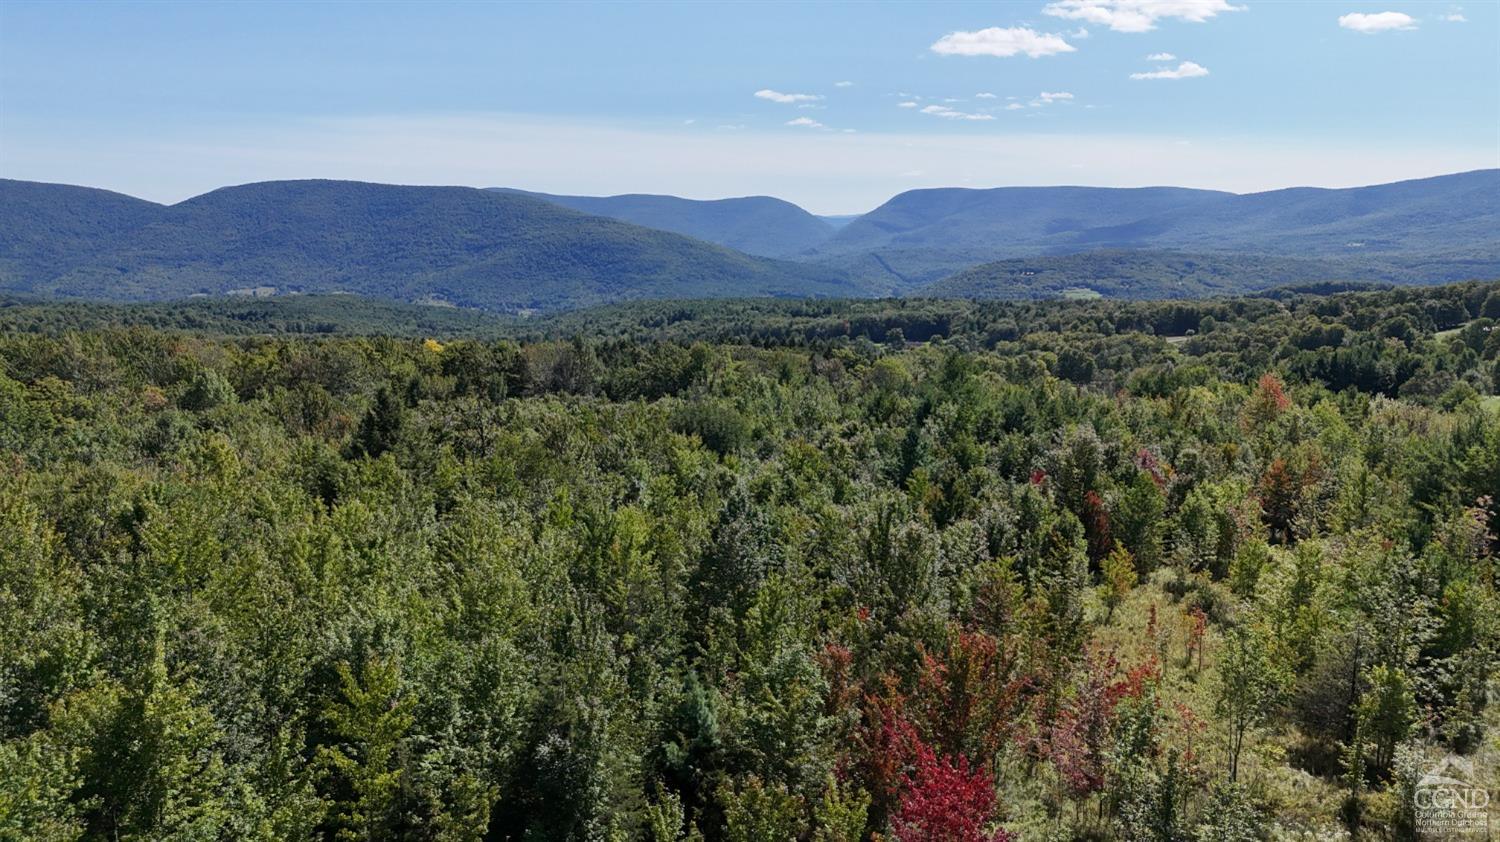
[1060,286,1103,300]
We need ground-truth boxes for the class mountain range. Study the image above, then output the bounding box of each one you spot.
[1,169,1495,311]
[806,170,1500,288]
[490,189,834,258]
[0,179,856,311]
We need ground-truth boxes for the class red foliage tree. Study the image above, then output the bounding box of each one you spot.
[1257,373,1291,411]
[854,690,923,827]
[1245,372,1292,429]
[911,630,1034,765]
[818,641,858,718]
[1185,606,1208,672]
[1048,646,1130,797]
[1135,447,1168,488]
[891,742,1014,842]
[1258,457,1302,543]
[1081,490,1113,566]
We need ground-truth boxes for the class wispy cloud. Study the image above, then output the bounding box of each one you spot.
[975,92,998,99]
[834,80,855,87]
[1338,11,1418,32]
[897,101,919,108]
[1146,52,1176,60]
[919,104,996,121]
[785,116,826,129]
[1131,60,1209,79]
[1037,91,1074,103]
[930,26,1076,58]
[1043,0,1242,33]
[754,89,824,104]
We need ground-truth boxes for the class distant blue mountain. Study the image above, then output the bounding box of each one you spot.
[0,179,863,312]
[817,214,862,230]
[0,180,167,282]
[492,189,835,257]
[806,170,1500,288]
[2,171,1495,311]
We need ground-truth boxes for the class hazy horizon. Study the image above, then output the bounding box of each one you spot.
[2,1,1496,214]
[11,164,1497,219]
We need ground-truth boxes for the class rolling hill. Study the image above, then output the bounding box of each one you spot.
[3,172,1497,311]
[0,180,169,282]
[805,170,1500,289]
[0,179,862,311]
[919,250,1500,301]
[492,189,835,257]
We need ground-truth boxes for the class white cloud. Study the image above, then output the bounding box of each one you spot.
[1338,11,1418,32]
[930,26,1077,58]
[834,80,855,87]
[1028,91,1076,107]
[975,92,998,99]
[1131,60,1209,79]
[1146,52,1176,60]
[919,104,996,121]
[1442,11,1467,22]
[897,101,919,108]
[754,89,824,104]
[1005,103,1026,110]
[1070,27,1091,38]
[785,116,826,128]
[1043,0,1242,33]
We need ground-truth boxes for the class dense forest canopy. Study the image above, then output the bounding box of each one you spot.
[2,280,1499,840]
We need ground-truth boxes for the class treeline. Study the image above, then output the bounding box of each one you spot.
[1,281,1498,840]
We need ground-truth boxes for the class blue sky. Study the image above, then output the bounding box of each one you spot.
[1,0,1495,213]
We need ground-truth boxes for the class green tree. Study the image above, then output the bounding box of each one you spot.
[719,776,806,842]
[1354,665,1417,776]
[315,658,415,841]
[1215,624,1292,782]
[347,386,406,459]
[1101,544,1135,622]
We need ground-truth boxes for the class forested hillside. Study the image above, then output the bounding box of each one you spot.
[493,190,836,258]
[0,180,861,311]
[924,251,1500,301]
[806,170,1500,288]
[2,281,1498,840]
[6,173,1499,311]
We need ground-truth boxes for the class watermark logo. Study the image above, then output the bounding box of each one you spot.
[1416,755,1490,838]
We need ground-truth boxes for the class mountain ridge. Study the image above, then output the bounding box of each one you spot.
[489,188,835,257]
[803,169,1500,288]
[0,179,863,311]
[2,170,1496,310]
